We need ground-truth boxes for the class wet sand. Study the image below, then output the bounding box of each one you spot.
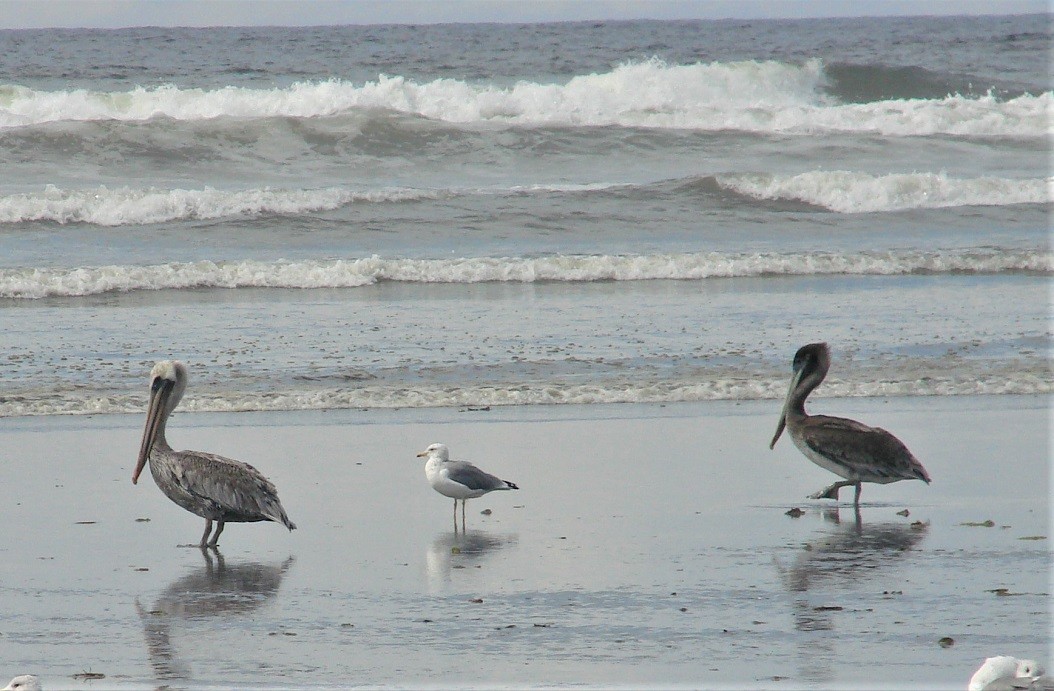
[0,396,1048,689]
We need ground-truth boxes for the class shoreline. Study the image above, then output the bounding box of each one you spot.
[1,395,1048,688]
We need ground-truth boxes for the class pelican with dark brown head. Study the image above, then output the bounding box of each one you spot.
[134,360,296,547]
[770,343,931,505]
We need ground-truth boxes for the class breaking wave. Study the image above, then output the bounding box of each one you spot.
[1,59,1048,136]
[714,171,1052,213]
[3,249,1049,299]
[0,185,444,226]
[0,172,1046,226]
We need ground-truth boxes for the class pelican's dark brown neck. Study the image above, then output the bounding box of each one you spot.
[787,344,830,419]
[786,374,821,418]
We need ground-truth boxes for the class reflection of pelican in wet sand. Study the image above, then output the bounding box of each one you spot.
[779,508,928,594]
[136,549,294,683]
[426,530,517,593]
[776,508,928,685]
[771,343,931,505]
[134,360,296,547]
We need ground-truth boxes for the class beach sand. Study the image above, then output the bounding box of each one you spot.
[0,395,1048,689]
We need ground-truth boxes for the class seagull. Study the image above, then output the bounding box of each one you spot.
[416,443,519,530]
[770,342,931,504]
[2,676,41,691]
[133,360,296,547]
[969,656,1048,690]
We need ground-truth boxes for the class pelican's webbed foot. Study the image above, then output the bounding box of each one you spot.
[809,484,839,500]
[809,480,856,501]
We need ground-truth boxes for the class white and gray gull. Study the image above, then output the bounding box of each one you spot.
[133,360,296,547]
[968,656,1049,691]
[2,676,42,691]
[770,342,931,505]
[417,443,519,529]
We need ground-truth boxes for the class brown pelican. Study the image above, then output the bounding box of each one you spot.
[1,676,41,691]
[416,443,519,530]
[133,360,296,547]
[770,343,931,504]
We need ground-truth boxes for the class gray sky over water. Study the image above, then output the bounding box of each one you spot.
[0,0,1047,29]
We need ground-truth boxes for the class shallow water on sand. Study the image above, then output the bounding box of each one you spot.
[0,397,1048,689]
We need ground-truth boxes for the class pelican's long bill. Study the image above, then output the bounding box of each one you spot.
[134,376,172,484]
[770,359,804,449]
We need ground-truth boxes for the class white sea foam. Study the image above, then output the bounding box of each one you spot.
[716,171,1052,213]
[0,172,1044,226]
[2,250,1048,299]
[2,372,1049,418]
[0,184,441,226]
[773,91,1051,137]
[1,60,1048,136]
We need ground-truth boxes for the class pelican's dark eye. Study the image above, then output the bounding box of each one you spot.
[151,377,164,392]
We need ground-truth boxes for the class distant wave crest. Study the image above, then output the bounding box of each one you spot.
[3,250,1048,299]
[1,172,1045,226]
[715,171,1052,213]
[1,59,1048,136]
[0,184,441,225]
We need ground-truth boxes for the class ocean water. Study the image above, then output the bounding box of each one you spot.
[0,15,1050,416]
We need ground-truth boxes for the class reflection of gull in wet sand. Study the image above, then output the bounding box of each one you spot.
[133,360,296,547]
[416,443,519,531]
[1,676,41,691]
[969,656,1050,691]
[426,530,517,592]
[136,548,294,683]
[770,342,931,505]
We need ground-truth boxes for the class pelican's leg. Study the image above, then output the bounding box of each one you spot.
[199,519,213,548]
[207,521,225,547]
[809,480,856,501]
[201,546,215,570]
[461,500,467,529]
[853,482,862,506]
